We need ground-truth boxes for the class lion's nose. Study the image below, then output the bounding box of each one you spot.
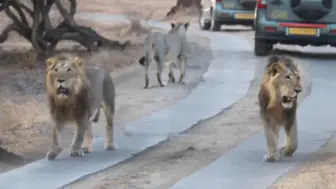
[294,88,302,93]
[57,79,65,83]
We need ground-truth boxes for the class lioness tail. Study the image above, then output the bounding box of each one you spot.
[138,56,146,66]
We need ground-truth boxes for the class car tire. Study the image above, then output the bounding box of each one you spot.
[199,11,211,30]
[211,22,221,31]
[254,39,269,56]
[210,9,221,31]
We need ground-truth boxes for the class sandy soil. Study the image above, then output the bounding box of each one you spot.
[268,136,336,189]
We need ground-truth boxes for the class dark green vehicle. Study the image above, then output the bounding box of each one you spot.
[199,0,257,31]
[255,0,336,56]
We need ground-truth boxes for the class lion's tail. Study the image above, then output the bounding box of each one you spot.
[138,56,146,66]
[138,32,154,67]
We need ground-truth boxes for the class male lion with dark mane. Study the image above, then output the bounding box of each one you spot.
[45,53,116,160]
[258,55,303,162]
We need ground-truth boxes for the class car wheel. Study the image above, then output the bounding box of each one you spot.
[211,22,221,31]
[210,10,221,31]
[199,10,211,30]
[254,39,269,56]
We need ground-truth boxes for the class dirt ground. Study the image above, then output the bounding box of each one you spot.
[0,0,204,173]
[268,136,336,189]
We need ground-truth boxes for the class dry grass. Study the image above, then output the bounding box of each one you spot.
[0,99,48,132]
[0,98,49,155]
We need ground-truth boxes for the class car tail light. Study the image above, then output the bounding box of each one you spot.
[257,0,267,9]
[216,0,222,2]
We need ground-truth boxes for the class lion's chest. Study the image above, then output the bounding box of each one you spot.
[48,93,91,123]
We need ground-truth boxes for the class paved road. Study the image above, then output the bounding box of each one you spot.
[170,50,336,189]
[1,13,335,189]
[0,15,256,189]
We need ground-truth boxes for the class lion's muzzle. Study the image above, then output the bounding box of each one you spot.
[56,79,70,98]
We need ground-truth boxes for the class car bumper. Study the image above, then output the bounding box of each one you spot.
[214,6,254,25]
[255,10,336,46]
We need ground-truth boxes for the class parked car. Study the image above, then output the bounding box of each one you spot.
[199,0,257,31]
[254,0,336,56]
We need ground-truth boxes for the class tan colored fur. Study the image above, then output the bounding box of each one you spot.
[138,22,189,89]
[258,55,303,162]
[45,53,117,160]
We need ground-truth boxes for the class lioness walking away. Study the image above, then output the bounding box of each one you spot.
[138,22,189,89]
[45,53,117,160]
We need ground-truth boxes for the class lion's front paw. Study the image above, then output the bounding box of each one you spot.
[82,147,92,154]
[69,147,84,157]
[105,143,118,151]
[280,146,296,157]
[46,147,62,160]
[263,152,281,162]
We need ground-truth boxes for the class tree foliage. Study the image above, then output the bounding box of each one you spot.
[0,0,129,53]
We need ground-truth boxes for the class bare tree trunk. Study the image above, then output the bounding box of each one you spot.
[0,0,129,54]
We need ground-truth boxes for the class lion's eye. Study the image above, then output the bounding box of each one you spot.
[285,75,291,80]
[297,76,300,80]
[66,68,71,72]
[54,68,58,72]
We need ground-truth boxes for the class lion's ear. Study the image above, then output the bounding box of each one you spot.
[184,22,190,30]
[46,57,58,68]
[171,22,176,29]
[268,63,284,76]
[73,57,84,67]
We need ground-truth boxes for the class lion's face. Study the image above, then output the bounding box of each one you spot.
[46,54,84,100]
[267,56,302,109]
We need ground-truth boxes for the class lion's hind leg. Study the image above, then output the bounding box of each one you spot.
[82,122,93,153]
[178,55,186,84]
[46,122,63,160]
[102,103,117,150]
[281,120,298,157]
[168,62,176,83]
[262,118,281,162]
[154,53,167,87]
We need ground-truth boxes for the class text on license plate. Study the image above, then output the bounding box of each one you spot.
[288,27,318,36]
[234,13,254,19]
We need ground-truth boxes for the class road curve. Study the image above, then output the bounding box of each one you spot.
[0,14,257,189]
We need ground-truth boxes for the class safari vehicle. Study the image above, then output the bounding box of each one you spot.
[199,0,257,31]
[254,0,336,56]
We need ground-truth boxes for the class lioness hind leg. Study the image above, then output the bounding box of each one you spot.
[168,62,176,83]
[154,55,167,87]
[103,104,117,150]
[69,118,88,157]
[262,121,281,162]
[281,121,298,157]
[144,62,151,89]
[46,123,63,160]
[178,56,186,84]
[82,122,93,153]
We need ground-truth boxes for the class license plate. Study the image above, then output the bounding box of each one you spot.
[287,27,317,36]
[234,13,254,19]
